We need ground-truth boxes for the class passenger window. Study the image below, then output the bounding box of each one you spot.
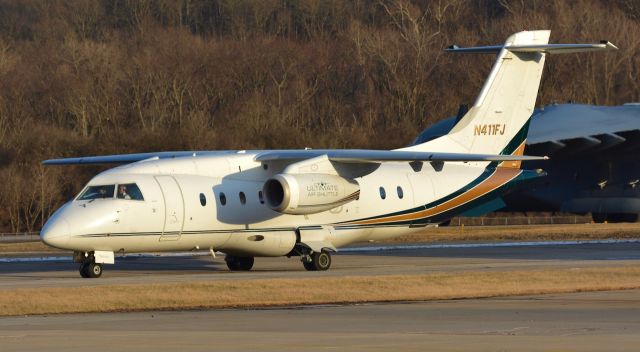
[219,193,227,206]
[379,187,386,200]
[397,186,404,199]
[258,191,264,204]
[199,193,207,206]
[117,183,144,200]
[78,185,115,200]
[239,192,246,205]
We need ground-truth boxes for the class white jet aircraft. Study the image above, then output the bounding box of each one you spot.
[40,31,616,278]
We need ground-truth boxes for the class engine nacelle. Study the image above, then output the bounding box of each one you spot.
[263,173,360,215]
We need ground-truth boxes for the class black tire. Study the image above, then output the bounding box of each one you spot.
[225,255,254,271]
[303,260,316,271]
[88,263,103,278]
[606,213,639,223]
[592,213,607,223]
[305,251,331,271]
[79,263,90,278]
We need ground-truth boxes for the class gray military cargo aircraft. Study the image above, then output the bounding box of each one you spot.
[414,103,640,222]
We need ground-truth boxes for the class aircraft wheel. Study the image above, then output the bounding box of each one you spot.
[606,213,639,223]
[304,251,331,271]
[302,260,316,271]
[79,263,90,278]
[225,255,254,271]
[88,262,103,278]
[79,261,102,278]
[592,213,607,223]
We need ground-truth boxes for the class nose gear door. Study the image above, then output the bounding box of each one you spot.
[155,176,185,241]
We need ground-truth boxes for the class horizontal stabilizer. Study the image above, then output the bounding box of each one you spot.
[446,41,617,54]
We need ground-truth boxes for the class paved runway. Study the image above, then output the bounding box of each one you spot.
[1,241,640,288]
[2,241,640,351]
[1,289,639,351]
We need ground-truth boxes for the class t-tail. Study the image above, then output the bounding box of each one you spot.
[404,30,617,169]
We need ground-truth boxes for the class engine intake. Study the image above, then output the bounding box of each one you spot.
[263,173,359,215]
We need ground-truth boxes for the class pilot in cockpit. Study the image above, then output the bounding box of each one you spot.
[117,185,131,200]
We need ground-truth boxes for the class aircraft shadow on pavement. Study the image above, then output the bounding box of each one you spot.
[0,256,225,275]
[2,242,639,276]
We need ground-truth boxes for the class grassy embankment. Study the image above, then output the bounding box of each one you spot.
[392,223,640,242]
[2,265,639,316]
[0,241,62,253]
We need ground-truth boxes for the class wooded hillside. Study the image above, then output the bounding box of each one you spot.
[1,0,638,232]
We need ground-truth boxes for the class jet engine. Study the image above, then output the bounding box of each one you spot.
[263,173,360,215]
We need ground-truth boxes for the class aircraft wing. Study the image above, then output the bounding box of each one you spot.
[42,151,235,165]
[254,149,547,163]
[44,149,547,166]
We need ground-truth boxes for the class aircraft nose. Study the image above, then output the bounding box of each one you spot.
[40,218,71,249]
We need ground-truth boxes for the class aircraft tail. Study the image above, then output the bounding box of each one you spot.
[404,30,616,168]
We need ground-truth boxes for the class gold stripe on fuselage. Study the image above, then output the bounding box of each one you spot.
[345,167,521,226]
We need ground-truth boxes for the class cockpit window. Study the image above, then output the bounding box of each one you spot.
[78,185,115,200]
[116,183,144,201]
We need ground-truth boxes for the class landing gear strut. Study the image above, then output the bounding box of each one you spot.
[301,251,331,271]
[225,255,254,271]
[78,254,103,278]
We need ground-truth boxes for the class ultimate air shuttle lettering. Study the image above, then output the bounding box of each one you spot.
[40,31,616,278]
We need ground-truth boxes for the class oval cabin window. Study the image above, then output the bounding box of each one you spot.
[397,186,404,199]
[379,187,386,200]
[199,193,207,206]
[219,192,227,206]
[239,192,246,205]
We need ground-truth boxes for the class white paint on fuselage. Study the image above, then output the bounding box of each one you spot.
[43,152,488,256]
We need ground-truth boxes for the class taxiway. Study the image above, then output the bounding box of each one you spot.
[1,240,640,289]
[2,241,640,351]
[1,289,639,351]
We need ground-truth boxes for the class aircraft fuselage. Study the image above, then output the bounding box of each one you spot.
[42,153,514,255]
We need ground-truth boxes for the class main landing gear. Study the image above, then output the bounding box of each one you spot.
[225,255,254,271]
[78,254,103,278]
[301,250,332,271]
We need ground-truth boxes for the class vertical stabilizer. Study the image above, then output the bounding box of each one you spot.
[403,30,616,164]
[447,30,549,155]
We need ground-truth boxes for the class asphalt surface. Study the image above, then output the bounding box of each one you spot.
[2,241,640,351]
[1,241,640,288]
[1,290,639,351]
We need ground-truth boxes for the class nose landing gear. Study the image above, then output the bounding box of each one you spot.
[74,251,110,278]
[77,254,103,278]
[79,260,103,278]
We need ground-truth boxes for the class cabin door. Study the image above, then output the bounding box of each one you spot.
[155,175,185,241]
[406,172,435,227]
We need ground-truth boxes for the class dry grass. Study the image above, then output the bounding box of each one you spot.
[390,223,640,243]
[0,241,65,253]
[2,265,639,316]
